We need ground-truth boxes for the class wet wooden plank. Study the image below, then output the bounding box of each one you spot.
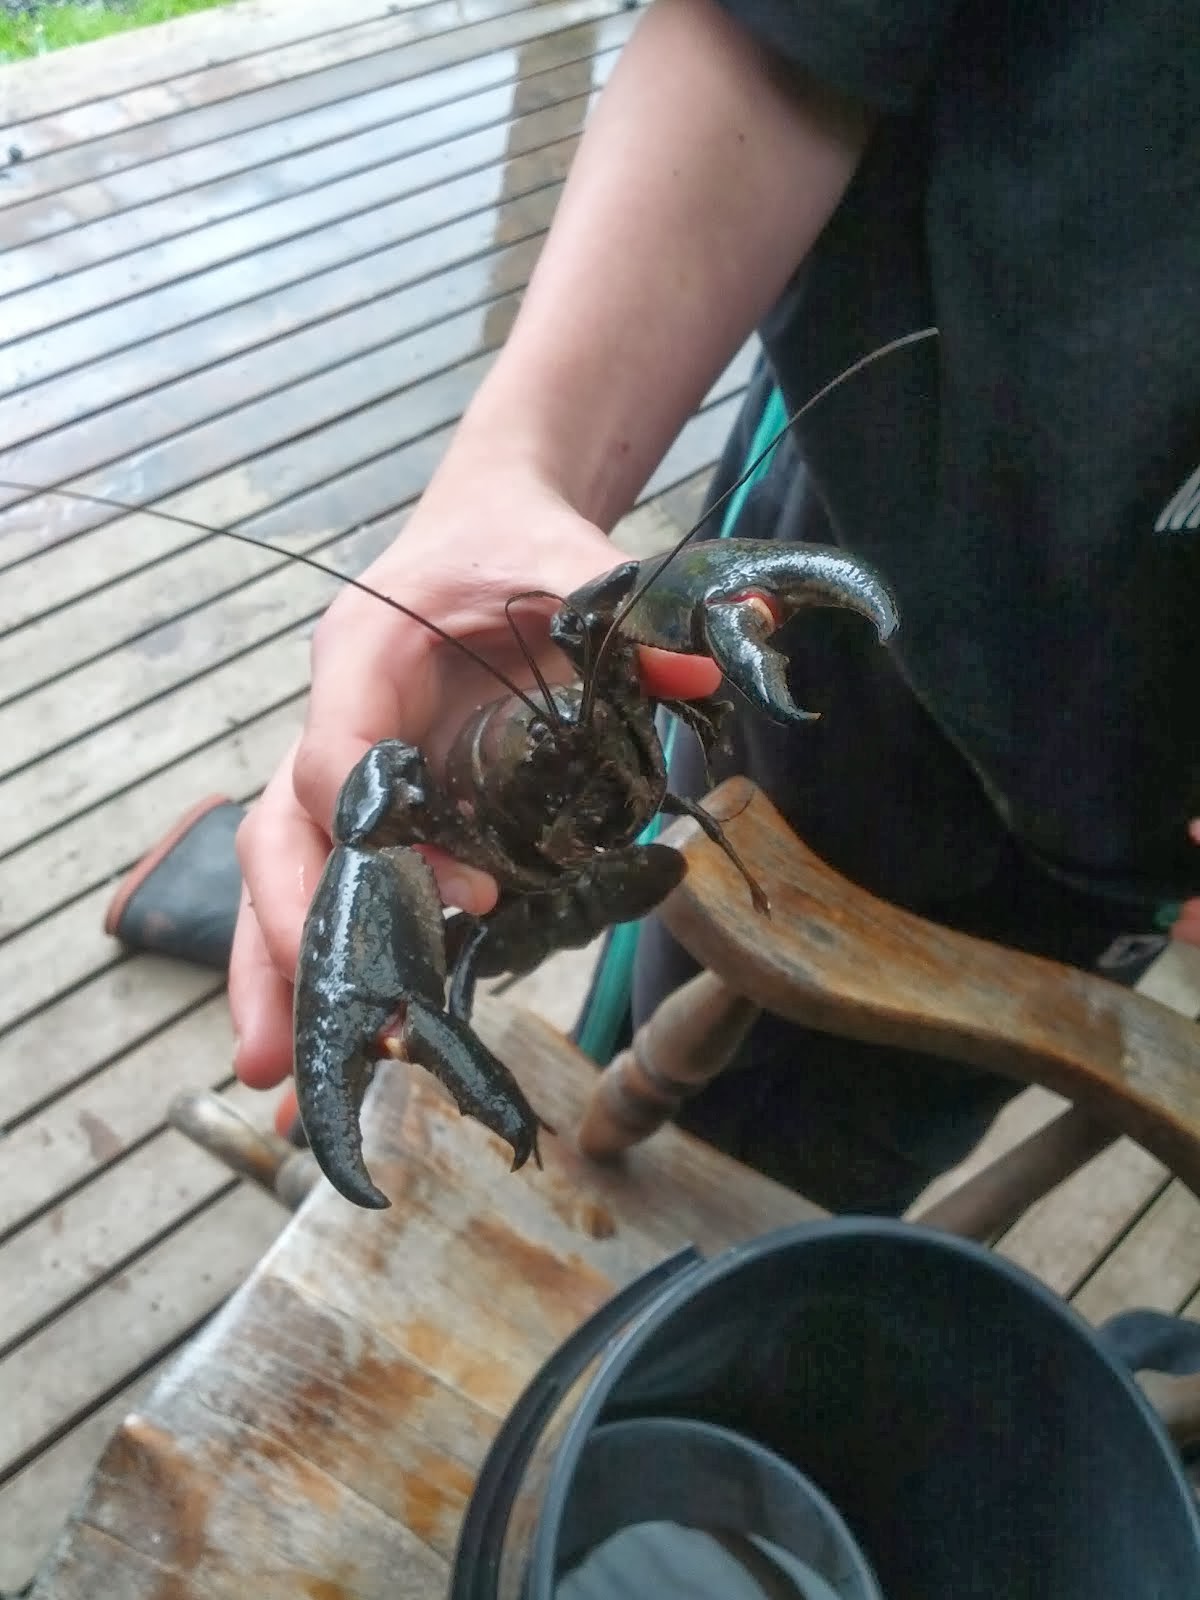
[30,1005,816,1599]
[0,1183,286,1481]
[3,136,576,394]
[0,992,237,1237]
[0,184,561,526]
[0,0,423,131]
[0,960,223,1134]
[0,0,554,159]
[994,945,1200,1295]
[3,94,589,346]
[0,1357,173,1595]
[0,0,607,219]
[1,255,536,639]
[0,21,624,277]
[0,1083,280,1357]
[1071,1181,1200,1324]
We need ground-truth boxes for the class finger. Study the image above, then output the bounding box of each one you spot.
[1171,898,1200,947]
[639,646,723,700]
[1189,818,1200,846]
[229,885,295,1090]
[236,753,331,980]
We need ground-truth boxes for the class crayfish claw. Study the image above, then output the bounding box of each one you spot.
[404,1001,553,1174]
[703,599,822,726]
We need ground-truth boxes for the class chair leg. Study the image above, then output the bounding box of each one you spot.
[169,1091,320,1211]
[578,970,760,1160]
[910,1104,1118,1243]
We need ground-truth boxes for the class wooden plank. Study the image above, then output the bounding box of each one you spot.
[1137,939,1200,1016]
[0,181,561,514]
[0,1081,279,1358]
[0,381,745,858]
[28,1010,815,1599]
[906,1084,1068,1217]
[0,17,624,270]
[1071,1181,1200,1324]
[994,945,1199,1294]
[0,991,237,1237]
[0,698,295,942]
[0,1357,173,1595]
[0,0,552,153]
[0,0,608,202]
[1,92,589,346]
[0,1183,285,1480]
[3,135,577,393]
[0,0,428,130]
[1,244,540,639]
[0,961,222,1133]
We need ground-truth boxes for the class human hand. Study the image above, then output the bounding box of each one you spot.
[229,449,719,1104]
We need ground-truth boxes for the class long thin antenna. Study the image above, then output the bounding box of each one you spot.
[0,480,553,724]
[581,326,939,718]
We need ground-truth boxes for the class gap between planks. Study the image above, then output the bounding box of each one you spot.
[0,13,631,288]
[0,0,629,154]
[0,9,625,326]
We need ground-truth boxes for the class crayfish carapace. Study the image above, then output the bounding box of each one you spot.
[291,536,898,1208]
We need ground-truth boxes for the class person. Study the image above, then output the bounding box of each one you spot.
[227,0,1200,1213]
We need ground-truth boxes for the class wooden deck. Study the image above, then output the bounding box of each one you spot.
[0,1,1198,1590]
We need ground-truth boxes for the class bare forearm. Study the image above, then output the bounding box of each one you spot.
[458,0,872,528]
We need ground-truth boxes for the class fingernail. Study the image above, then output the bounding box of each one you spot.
[442,874,474,911]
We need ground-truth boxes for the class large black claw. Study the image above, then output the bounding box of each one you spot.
[618,539,898,726]
[293,842,447,1210]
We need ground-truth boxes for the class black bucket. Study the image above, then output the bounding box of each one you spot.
[450,1218,1200,1599]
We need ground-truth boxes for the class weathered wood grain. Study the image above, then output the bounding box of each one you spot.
[29,1008,814,1598]
[1,1183,285,1479]
[0,1080,280,1354]
[0,0,588,158]
[3,138,577,392]
[0,0,427,131]
[1072,1182,1200,1324]
[655,779,1200,1197]
[0,185,560,467]
[0,1356,174,1594]
[0,13,627,261]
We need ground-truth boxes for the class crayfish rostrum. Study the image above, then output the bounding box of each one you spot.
[291,538,898,1208]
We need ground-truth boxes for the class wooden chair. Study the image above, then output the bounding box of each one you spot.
[35,777,1200,1597]
[581,776,1200,1245]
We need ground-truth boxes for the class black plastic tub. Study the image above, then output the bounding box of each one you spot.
[450,1218,1200,1599]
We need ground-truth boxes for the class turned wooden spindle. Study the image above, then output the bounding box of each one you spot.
[577,969,759,1159]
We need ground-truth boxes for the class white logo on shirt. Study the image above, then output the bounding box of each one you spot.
[1156,463,1200,532]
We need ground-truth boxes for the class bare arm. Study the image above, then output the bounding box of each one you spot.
[459,0,873,527]
[231,0,873,1096]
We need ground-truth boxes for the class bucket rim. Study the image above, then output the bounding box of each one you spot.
[526,1214,1200,1595]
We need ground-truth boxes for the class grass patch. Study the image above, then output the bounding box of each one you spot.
[0,0,232,62]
